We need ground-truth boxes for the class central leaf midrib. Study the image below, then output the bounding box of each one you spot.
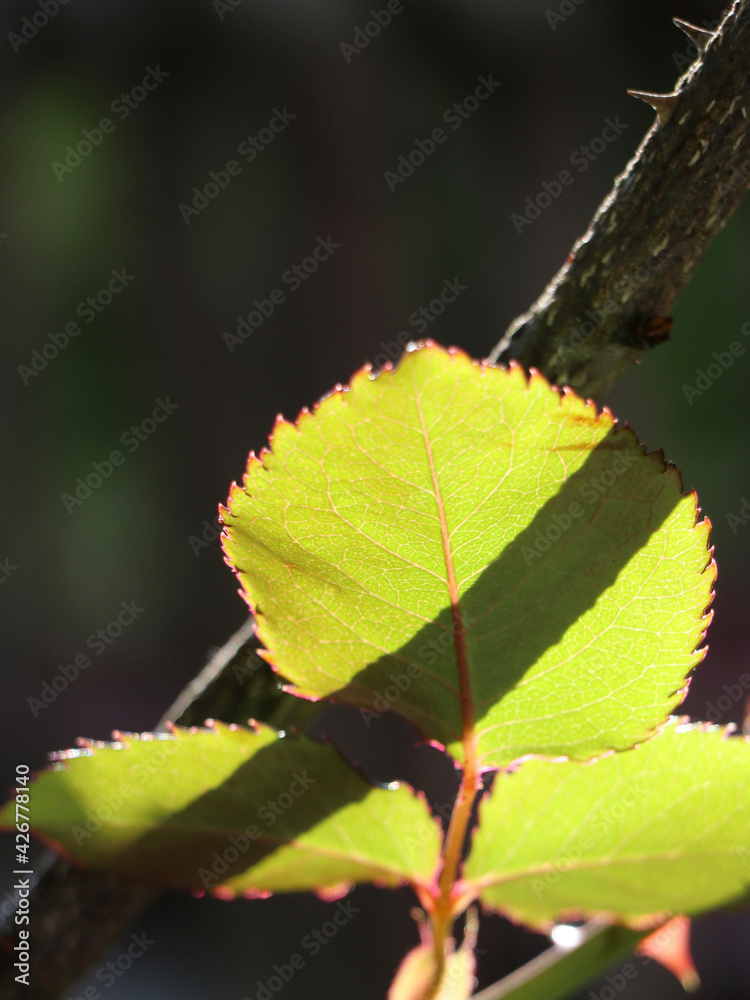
[411,377,475,746]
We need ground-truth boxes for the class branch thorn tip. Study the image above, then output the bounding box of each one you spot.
[672,18,718,52]
[627,90,680,127]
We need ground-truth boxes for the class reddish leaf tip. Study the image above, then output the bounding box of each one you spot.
[316,881,353,902]
[637,916,700,992]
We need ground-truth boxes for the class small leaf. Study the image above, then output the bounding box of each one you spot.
[463,720,750,927]
[0,723,441,896]
[222,342,713,768]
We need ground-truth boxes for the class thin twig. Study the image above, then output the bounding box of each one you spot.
[471,922,646,1000]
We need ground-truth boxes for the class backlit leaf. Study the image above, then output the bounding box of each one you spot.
[222,343,713,767]
[463,720,750,927]
[0,722,440,896]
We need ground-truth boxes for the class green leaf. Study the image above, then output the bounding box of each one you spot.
[463,719,750,927]
[0,723,441,896]
[222,342,713,767]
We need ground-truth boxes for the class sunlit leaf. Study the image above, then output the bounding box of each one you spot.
[222,343,713,767]
[0,722,440,896]
[463,720,750,927]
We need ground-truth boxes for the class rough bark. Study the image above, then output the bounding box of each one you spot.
[490,0,750,401]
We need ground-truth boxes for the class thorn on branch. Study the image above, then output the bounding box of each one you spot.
[672,17,719,52]
[627,90,681,128]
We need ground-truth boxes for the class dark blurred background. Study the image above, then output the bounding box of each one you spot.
[1,0,749,997]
